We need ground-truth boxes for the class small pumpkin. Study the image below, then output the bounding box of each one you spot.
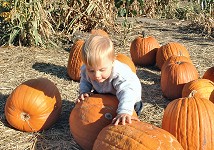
[67,39,84,81]
[162,95,214,149]
[69,94,137,150]
[91,29,109,37]
[202,66,214,82]
[156,42,191,70]
[161,56,199,99]
[4,78,62,132]
[93,120,184,150]
[116,53,136,73]
[130,32,160,66]
[182,78,214,102]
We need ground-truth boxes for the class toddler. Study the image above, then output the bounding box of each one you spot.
[76,35,143,125]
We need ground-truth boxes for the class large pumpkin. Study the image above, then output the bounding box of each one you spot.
[182,78,214,102]
[156,42,191,70]
[161,56,198,99]
[67,39,84,81]
[202,66,214,82]
[69,94,137,150]
[162,95,214,150]
[130,33,160,66]
[4,78,62,132]
[116,53,136,73]
[93,120,184,150]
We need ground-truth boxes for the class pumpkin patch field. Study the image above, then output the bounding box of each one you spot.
[0,18,213,149]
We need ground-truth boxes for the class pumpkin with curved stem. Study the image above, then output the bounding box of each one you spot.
[69,94,137,150]
[4,78,62,132]
[67,39,84,81]
[182,78,214,102]
[130,32,160,66]
[161,56,198,99]
[91,29,109,37]
[93,120,184,150]
[202,66,214,82]
[116,53,136,73]
[156,42,191,70]
[162,95,214,149]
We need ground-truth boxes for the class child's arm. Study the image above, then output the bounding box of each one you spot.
[79,65,93,93]
[114,77,142,115]
[112,71,142,123]
[76,65,93,103]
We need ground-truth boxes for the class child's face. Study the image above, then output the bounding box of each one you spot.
[86,57,114,83]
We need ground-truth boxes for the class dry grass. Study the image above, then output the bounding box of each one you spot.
[0,17,214,149]
[0,0,116,47]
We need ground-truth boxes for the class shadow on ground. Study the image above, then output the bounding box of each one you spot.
[35,99,83,149]
[136,66,170,108]
[32,62,70,80]
[146,24,214,45]
[0,93,9,127]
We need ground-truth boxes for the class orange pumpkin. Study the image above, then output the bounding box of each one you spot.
[4,78,62,132]
[67,39,84,81]
[156,42,191,70]
[202,66,214,82]
[91,29,109,37]
[162,95,214,149]
[161,56,199,99]
[182,79,214,102]
[69,94,137,150]
[116,53,136,73]
[93,120,184,150]
[130,33,160,66]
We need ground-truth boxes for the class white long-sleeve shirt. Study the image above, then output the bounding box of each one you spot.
[79,60,142,115]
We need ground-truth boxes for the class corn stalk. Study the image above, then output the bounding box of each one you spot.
[189,0,213,17]
[9,0,54,46]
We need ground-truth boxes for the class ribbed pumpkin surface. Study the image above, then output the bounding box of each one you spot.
[67,39,84,81]
[70,94,118,150]
[202,66,214,82]
[162,96,214,150]
[4,78,62,132]
[182,79,214,102]
[116,53,136,73]
[69,94,137,150]
[161,56,198,99]
[156,42,191,70]
[93,121,184,150]
[130,35,160,66]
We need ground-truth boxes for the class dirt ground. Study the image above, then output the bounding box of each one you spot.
[0,17,213,149]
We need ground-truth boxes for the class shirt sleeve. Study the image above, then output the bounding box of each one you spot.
[79,65,93,94]
[113,75,142,115]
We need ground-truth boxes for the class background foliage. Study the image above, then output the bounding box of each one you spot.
[0,0,213,47]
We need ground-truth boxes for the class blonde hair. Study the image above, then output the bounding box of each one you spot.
[82,35,115,67]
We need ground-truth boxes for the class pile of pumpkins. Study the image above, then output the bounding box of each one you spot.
[129,31,214,150]
[4,29,214,150]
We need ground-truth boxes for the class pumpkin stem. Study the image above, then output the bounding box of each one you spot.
[176,61,183,65]
[142,30,146,38]
[20,112,35,131]
[20,112,30,121]
[188,90,197,98]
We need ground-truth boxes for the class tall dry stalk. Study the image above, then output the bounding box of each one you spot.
[1,0,116,47]
[1,0,54,47]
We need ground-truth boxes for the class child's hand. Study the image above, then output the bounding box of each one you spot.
[75,92,93,103]
[112,113,140,125]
